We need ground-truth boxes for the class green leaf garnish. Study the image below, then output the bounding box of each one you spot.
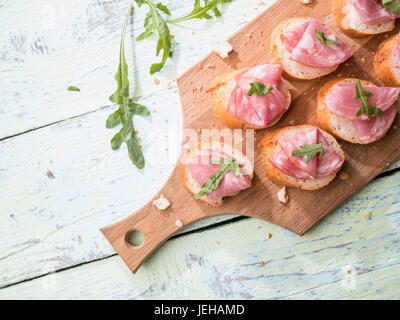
[382,0,400,14]
[135,0,231,73]
[291,142,325,164]
[247,82,273,97]
[67,86,80,92]
[354,80,383,120]
[107,4,150,169]
[315,29,340,45]
[168,0,232,23]
[135,0,172,74]
[194,157,240,199]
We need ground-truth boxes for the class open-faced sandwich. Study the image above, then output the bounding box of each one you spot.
[271,17,353,80]
[259,125,345,190]
[375,32,400,86]
[317,78,400,144]
[180,143,253,206]
[332,0,398,38]
[207,64,291,129]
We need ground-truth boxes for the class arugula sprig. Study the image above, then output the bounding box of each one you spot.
[354,80,383,120]
[106,4,150,169]
[194,157,240,199]
[247,82,273,97]
[135,0,172,74]
[315,29,340,45]
[135,0,232,74]
[292,142,325,164]
[382,0,400,14]
[168,0,232,23]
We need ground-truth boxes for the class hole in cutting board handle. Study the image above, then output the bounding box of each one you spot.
[125,230,144,247]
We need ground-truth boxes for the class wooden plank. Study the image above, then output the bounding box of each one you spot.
[0,0,270,139]
[2,171,399,298]
[101,0,400,273]
[0,0,272,287]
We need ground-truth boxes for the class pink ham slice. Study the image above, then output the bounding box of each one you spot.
[352,104,397,143]
[227,64,288,128]
[185,149,251,200]
[325,83,400,120]
[269,129,343,179]
[316,132,344,177]
[325,82,400,143]
[353,0,400,25]
[279,128,319,177]
[281,18,353,68]
[269,150,314,179]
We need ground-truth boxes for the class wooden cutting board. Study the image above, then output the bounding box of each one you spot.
[101,0,400,273]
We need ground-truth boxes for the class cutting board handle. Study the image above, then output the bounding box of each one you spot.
[100,201,186,273]
[100,167,208,273]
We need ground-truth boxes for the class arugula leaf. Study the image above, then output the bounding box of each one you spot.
[354,80,383,120]
[168,0,232,23]
[247,82,273,97]
[67,86,80,92]
[107,4,149,169]
[382,0,400,14]
[292,142,325,164]
[135,0,172,74]
[315,29,340,45]
[194,157,240,199]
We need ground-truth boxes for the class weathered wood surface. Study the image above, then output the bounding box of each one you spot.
[1,171,400,299]
[0,0,400,299]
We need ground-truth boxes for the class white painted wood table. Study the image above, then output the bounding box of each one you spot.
[1,0,400,299]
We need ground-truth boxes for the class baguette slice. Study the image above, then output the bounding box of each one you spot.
[207,67,292,129]
[374,34,400,87]
[332,0,395,38]
[270,17,338,81]
[180,143,254,206]
[259,125,345,190]
[317,78,387,144]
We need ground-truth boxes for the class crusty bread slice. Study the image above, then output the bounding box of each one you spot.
[270,17,338,81]
[207,67,292,129]
[179,143,254,206]
[258,125,345,191]
[332,0,395,38]
[374,34,400,86]
[316,78,390,144]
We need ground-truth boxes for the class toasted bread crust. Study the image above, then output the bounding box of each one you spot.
[332,0,395,38]
[316,78,394,144]
[208,67,292,129]
[270,17,338,80]
[374,34,400,87]
[179,143,253,206]
[258,125,344,190]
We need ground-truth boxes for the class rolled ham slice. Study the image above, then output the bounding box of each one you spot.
[269,129,344,179]
[351,104,398,144]
[281,18,353,68]
[185,149,251,200]
[227,64,288,127]
[325,82,400,143]
[325,83,400,120]
[353,0,400,25]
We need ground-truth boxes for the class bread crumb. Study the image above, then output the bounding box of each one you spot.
[268,233,272,239]
[152,195,171,210]
[362,212,371,220]
[214,40,233,59]
[339,172,350,180]
[153,78,160,85]
[277,186,289,204]
[260,261,265,266]
[175,219,183,227]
